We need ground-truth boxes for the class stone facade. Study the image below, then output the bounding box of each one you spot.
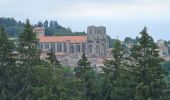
[157,39,169,57]
[34,26,111,68]
[87,26,109,56]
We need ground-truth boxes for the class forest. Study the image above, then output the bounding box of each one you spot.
[0,19,170,100]
[0,17,86,37]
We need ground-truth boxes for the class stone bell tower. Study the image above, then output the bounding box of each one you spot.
[87,26,108,56]
[33,27,45,37]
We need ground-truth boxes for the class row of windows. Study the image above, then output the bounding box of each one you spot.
[69,44,86,53]
[89,29,105,34]
[40,43,86,53]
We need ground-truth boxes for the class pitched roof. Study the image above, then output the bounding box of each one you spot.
[39,36,87,43]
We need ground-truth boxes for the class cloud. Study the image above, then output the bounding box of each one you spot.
[0,0,170,40]
[48,2,170,22]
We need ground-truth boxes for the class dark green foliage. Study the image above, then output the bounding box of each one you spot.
[102,39,134,99]
[43,20,86,36]
[0,26,15,99]
[18,19,40,64]
[107,36,117,48]
[44,20,48,28]
[124,36,139,45]
[15,19,42,99]
[74,53,103,100]
[103,40,124,80]
[0,17,24,36]
[37,21,43,27]
[124,37,135,43]
[46,49,62,68]
[0,17,86,37]
[129,27,168,100]
[74,53,91,77]
[162,61,170,70]
[0,19,170,100]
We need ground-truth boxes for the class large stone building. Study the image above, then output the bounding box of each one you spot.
[34,26,111,69]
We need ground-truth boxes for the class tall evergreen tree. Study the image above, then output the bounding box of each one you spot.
[102,39,133,100]
[74,53,101,100]
[18,19,40,64]
[129,27,168,100]
[37,21,43,27]
[46,49,61,68]
[74,53,91,77]
[0,26,15,99]
[44,20,48,28]
[16,19,41,99]
[103,40,124,80]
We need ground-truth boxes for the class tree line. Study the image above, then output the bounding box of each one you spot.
[0,17,86,37]
[0,20,170,100]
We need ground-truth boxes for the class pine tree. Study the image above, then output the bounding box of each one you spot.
[74,53,91,77]
[102,39,133,99]
[0,26,15,99]
[46,49,61,68]
[74,53,100,100]
[44,20,48,28]
[103,39,124,80]
[129,27,168,100]
[18,19,40,64]
[16,19,42,99]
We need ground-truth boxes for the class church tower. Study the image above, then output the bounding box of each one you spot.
[33,27,45,37]
[87,26,108,56]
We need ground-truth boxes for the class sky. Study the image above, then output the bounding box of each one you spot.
[0,0,170,41]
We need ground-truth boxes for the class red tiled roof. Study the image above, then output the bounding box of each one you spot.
[39,36,87,43]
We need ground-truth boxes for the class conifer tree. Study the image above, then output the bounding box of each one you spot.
[74,53,101,100]
[74,53,91,77]
[129,27,168,100]
[0,26,15,99]
[18,19,40,64]
[46,49,61,68]
[102,39,133,99]
[103,39,124,80]
[16,19,42,99]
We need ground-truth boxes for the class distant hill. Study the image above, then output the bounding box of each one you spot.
[0,17,24,36]
[0,17,86,36]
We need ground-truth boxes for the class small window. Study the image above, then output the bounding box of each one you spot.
[51,43,55,51]
[76,45,80,52]
[57,42,62,52]
[45,43,49,49]
[64,42,66,52]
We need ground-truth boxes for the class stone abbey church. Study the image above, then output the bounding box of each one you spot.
[34,26,111,69]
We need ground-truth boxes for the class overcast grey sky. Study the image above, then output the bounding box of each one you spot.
[0,0,170,40]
